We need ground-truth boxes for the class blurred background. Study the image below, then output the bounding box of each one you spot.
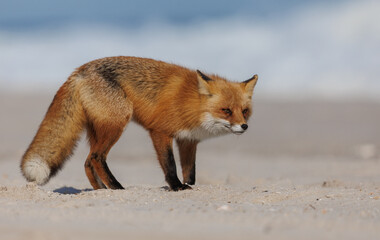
[0,0,379,160]
[1,3,379,238]
[1,0,379,98]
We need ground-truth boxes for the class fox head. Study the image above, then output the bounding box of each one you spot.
[197,70,258,136]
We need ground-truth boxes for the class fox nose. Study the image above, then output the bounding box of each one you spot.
[241,124,248,130]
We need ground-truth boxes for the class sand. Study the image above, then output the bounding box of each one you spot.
[1,93,380,240]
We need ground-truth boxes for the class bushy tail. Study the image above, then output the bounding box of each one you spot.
[21,78,85,185]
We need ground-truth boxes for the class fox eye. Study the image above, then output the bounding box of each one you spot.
[222,108,232,116]
[242,109,249,115]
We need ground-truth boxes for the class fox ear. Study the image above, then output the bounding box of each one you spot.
[241,74,258,98]
[196,70,213,96]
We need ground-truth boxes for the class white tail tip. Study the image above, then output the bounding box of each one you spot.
[22,158,51,185]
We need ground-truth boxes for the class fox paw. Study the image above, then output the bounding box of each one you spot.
[171,184,192,191]
[184,179,195,185]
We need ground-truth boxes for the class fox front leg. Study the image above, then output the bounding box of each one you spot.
[150,131,192,191]
[176,139,197,185]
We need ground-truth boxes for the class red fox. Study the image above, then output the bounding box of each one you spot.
[20,56,258,191]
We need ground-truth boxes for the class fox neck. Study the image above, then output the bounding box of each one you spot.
[175,113,231,141]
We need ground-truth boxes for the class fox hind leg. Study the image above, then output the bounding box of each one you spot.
[85,121,128,189]
[84,150,106,190]
[81,83,132,190]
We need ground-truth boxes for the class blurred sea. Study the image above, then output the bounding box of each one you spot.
[0,0,379,100]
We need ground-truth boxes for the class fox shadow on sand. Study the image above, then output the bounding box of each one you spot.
[53,186,93,195]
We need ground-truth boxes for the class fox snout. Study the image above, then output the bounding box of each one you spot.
[230,123,248,135]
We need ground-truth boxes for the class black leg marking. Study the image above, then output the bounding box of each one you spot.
[85,159,106,189]
[91,153,124,190]
[165,148,191,191]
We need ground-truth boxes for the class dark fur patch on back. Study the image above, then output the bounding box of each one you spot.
[97,63,121,89]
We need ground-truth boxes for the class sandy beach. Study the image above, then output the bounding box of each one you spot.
[1,93,380,239]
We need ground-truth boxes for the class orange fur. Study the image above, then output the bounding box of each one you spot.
[20,56,258,190]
